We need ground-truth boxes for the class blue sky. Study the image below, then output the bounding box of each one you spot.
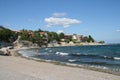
[0,0,120,43]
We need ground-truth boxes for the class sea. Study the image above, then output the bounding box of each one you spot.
[18,44,120,74]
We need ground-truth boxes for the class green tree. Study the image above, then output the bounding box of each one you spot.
[19,29,30,40]
[82,36,89,42]
[59,33,65,39]
[82,35,95,42]
[47,31,53,43]
[0,26,15,42]
[33,32,42,46]
[88,35,94,42]
[99,41,105,44]
[51,32,60,41]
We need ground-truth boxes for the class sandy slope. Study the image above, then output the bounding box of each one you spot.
[0,55,120,80]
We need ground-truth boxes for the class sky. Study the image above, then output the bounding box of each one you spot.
[0,0,120,43]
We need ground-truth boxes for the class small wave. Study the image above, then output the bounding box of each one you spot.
[70,53,101,58]
[103,56,120,60]
[45,48,50,50]
[49,50,52,52]
[32,57,41,60]
[70,53,83,56]
[71,53,98,57]
[114,57,120,60]
[71,53,120,61]
[55,52,69,56]
[68,59,77,62]
[90,65,108,70]
[19,50,36,57]
[85,61,107,65]
[103,56,114,59]
[65,63,78,66]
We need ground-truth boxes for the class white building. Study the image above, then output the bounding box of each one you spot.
[72,34,83,42]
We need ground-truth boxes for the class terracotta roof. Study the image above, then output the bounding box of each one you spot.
[39,32,45,35]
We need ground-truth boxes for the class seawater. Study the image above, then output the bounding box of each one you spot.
[19,44,120,73]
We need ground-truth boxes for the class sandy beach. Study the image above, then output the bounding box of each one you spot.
[0,51,120,80]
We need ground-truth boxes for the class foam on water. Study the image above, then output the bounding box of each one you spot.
[65,63,78,66]
[114,57,120,60]
[68,59,77,62]
[49,50,52,52]
[55,52,69,56]
[90,65,108,69]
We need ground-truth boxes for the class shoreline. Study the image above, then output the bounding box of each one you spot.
[17,48,120,76]
[0,47,120,80]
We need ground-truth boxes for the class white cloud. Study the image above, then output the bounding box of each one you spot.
[116,29,120,32]
[57,30,63,34]
[45,17,81,28]
[53,12,66,17]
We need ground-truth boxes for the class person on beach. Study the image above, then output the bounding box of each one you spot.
[6,49,11,56]
[36,48,39,56]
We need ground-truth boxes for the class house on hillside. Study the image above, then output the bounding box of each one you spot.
[39,32,48,47]
[72,34,83,43]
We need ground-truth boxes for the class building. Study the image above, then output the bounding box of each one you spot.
[72,34,83,43]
